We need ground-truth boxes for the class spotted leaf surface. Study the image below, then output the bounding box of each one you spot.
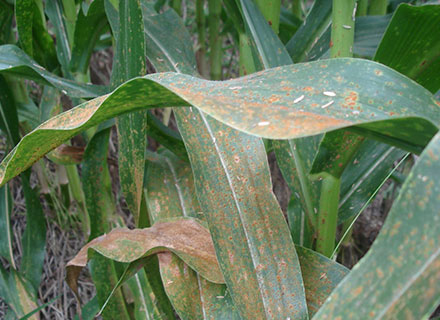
[374,4,440,93]
[146,150,239,319]
[1,58,439,187]
[314,130,440,319]
[66,219,224,297]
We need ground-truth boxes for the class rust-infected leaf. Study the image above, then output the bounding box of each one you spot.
[66,218,224,302]
[1,59,439,187]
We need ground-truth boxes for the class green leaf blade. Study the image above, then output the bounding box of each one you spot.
[374,4,440,93]
[314,130,440,319]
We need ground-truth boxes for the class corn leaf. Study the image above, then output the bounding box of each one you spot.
[314,130,440,319]
[66,219,224,291]
[0,59,438,187]
[374,4,440,93]
[286,0,331,62]
[146,150,239,319]
[0,268,38,319]
[0,184,14,268]
[70,0,108,74]
[0,45,107,97]
[108,0,148,224]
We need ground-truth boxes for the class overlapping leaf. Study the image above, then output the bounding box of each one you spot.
[374,4,440,93]
[66,219,224,297]
[314,130,440,319]
[0,45,107,97]
[0,58,439,187]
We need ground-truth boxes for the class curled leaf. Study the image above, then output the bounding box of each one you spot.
[66,219,224,301]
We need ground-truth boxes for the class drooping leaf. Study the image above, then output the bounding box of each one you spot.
[310,131,365,177]
[0,45,107,97]
[1,58,439,187]
[374,4,440,93]
[314,130,440,319]
[66,219,224,293]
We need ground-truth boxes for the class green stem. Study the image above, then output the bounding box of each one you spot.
[292,0,302,19]
[369,0,388,15]
[356,0,368,16]
[255,0,281,34]
[196,0,208,77]
[316,175,341,257]
[208,0,222,80]
[330,0,356,58]
[239,32,256,76]
[315,0,357,257]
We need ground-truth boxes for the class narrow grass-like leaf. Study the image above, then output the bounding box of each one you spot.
[0,59,439,187]
[20,171,46,292]
[338,140,406,223]
[0,75,20,146]
[273,137,322,236]
[82,127,112,240]
[0,185,14,268]
[45,0,71,72]
[125,271,166,320]
[314,130,440,319]
[110,0,148,224]
[140,5,198,74]
[286,0,331,62]
[374,4,440,93]
[0,45,107,97]
[239,0,291,68]
[0,1,13,45]
[70,0,108,74]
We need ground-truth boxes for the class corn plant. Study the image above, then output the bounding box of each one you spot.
[0,0,439,319]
